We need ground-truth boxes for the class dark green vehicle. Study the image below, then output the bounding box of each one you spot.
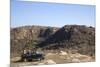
[21,51,45,62]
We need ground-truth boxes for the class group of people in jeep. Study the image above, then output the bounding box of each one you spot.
[21,48,44,62]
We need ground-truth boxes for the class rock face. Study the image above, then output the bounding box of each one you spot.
[37,25,95,56]
[11,25,95,57]
[11,25,59,57]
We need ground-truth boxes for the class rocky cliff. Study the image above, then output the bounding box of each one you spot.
[11,25,95,57]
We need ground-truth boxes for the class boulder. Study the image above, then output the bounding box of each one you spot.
[59,51,68,55]
[44,60,56,64]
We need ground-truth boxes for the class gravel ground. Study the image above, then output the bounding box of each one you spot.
[10,51,95,67]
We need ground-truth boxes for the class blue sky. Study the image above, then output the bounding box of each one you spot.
[11,0,95,27]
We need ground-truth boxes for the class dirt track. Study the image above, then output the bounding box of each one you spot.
[11,51,95,67]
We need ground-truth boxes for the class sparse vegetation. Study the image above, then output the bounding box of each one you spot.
[10,25,95,66]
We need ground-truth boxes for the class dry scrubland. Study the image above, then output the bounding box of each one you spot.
[10,25,95,67]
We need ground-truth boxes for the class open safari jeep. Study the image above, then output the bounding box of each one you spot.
[21,51,45,62]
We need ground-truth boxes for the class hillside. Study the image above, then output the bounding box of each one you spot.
[11,25,59,57]
[10,25,95,57]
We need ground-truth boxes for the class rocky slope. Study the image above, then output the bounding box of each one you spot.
[11,25,95,57]
[11,25,59,57]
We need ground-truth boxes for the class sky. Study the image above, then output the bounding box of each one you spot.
[11,0,95,27]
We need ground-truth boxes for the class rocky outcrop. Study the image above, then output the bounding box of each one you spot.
[37,25,95,56]
[11,25,95,57]
[10,25,58,57]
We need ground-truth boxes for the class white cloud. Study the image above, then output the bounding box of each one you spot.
[19,0,95,5]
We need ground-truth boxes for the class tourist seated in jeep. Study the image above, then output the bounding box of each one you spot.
[21,48,44,62]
